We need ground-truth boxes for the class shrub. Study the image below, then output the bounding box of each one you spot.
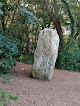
[17,54,34,64]
[56,41,80,71]
[0,34,19,72]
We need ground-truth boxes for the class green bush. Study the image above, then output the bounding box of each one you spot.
[56,41,80,71]
[0,34,19,72]
[17,54,34,64]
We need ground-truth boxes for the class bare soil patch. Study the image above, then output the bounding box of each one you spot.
[0,62,80,106]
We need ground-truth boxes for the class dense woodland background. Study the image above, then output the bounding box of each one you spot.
[0,0,80,72]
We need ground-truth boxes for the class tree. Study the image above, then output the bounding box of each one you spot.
[43,0,64,45]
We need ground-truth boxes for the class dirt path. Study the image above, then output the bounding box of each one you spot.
[0,62,80,106]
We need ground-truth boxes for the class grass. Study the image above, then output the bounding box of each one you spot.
[0,74,12,84]
[0,70,18,105]
[9,94,18,100]
[0,103,3,106]
[0,90,18,105]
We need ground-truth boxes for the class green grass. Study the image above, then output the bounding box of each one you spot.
[0,73,12,84]
[0,103,3,106]
[9,94,18,100]
[0,90,18,105]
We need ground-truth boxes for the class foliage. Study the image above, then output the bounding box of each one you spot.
[0,0,80,73]
[0,1,40,72]
[0,90,18,106]
[17,54,34,64]
[12,8,40,55]
[62,0,75,38]
[0,33,18,71]
[0,2,4,15]
[18,9,41,25]
[56,0,80,71]
[56,41,80,71]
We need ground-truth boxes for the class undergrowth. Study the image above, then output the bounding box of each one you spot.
[0,90,18,106]
[17,54,34,64]
[56,40,80,72]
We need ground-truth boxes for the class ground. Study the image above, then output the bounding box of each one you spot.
[0,62,80,106]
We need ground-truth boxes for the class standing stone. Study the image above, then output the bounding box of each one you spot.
[32,28,59,80]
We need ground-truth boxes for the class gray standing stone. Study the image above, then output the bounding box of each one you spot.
[32,28,59,80]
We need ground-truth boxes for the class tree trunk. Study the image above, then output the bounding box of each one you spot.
[1,16,5,31]
[44,0,63,45]
[52,19,63,45]
[74,25,80,39]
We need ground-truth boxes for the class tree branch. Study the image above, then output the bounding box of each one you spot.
[9,0,20,28]
[7,0,20,38]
